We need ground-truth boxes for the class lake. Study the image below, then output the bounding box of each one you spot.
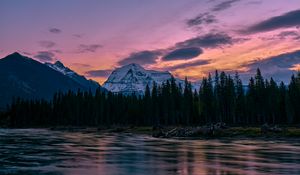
[0,129,300,175]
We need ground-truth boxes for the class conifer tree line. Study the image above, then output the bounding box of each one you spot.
[1,68,300,127]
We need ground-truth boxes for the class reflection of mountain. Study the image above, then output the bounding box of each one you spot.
[0,52,103,108]
[103,63,200,95]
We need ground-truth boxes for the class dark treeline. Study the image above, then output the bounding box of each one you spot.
[1,68,300,127]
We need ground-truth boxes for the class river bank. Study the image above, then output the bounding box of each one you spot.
[1,124,300,138]
[43,125,300,138]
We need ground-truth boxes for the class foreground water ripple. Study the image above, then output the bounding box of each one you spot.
[0,129,300,175]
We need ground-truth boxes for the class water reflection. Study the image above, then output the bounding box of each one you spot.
[0,129,300,175]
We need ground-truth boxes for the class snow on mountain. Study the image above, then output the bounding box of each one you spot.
[103,63,199,94]
[45,61,101,91]
[45,61,75,76]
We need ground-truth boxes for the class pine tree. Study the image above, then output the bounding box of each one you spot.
[234,72,245,124]
[199,74,214,124]
[246,77,255,124]
[254,68,266,124]
[288,73,300,124]
[278,81,287,124]
[151,81,159,125]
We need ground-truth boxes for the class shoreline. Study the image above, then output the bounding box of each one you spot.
[1,126,300,139]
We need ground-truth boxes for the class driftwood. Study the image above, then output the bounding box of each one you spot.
[152,122,228,138]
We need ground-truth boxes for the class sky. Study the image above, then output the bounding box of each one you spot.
[1,0,300,84]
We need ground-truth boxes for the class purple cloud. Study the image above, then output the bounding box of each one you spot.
[187,13,218,27]
[175,33,234,49]
[245,9,300,34]
[38,41,56,48]
[49,28,62,34]
[118,50,161,66]
[34,51,55,62]
[212,0,240,12]
[85,69,112,77]
[162,47,203,61]
[77,44,102,53]
[167,59,211,71]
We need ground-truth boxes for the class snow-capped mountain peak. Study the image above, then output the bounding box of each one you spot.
[108,63,149,82]
[103,63,198,94]
[103,63,156,94]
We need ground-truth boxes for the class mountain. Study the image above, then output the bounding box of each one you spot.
[0,52,103,109]
[45,61,100,91]
[103,63,200,94]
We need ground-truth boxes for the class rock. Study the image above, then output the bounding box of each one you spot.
[261,123,283,134]
[261,123,269,134]
[215,122,227,129]
[110,127,126,133]
[152,125,165,137]
[152,129,165,138]
[152,125,164,131]
[269,125,283,133]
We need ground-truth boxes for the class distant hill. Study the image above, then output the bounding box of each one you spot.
[0,52,104,109]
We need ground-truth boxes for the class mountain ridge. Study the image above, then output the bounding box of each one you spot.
[45,61,101,91]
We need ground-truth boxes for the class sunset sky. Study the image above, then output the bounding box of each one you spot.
[1,0,300,84]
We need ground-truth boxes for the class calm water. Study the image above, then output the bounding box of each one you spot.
[0,129,300,175]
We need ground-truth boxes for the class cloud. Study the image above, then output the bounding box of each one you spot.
[186,13,217,27]
[246,0,262,5]
[276,30,300,40]
[244,9,300,34]
[258,30,300,41]
[49,28,62,34]
[167,59,211,71]
[34,51,55,62]
[85,69,112,77]
[38,41,56,48]
[241,50,300,82]
[244,50,300,69]
[289,64,300,71]
[175,33,234,49]
[73,34,83,38]
[118,50,161,66]
[72,63,93,69]
[51,49,63,54]
[212,0,240,12]
[116,33,241,66]
[162,47,203,61]
[77,44,102,53]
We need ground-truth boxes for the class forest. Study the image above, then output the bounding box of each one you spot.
[1,68,300,127]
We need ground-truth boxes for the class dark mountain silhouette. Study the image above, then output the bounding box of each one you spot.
[45,60,100,92]
[0,52,104,109]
